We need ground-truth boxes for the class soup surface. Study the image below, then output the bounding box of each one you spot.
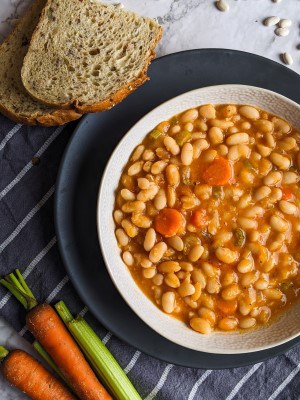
[113,104,300,334]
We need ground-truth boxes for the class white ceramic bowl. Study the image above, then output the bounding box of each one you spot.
[97,84,300,354]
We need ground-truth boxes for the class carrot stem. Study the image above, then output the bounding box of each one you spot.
[55,301,142,400]
[0,346,9,361]
[0,279,28,309]
[0,270,37,311]
[16,269,35,298]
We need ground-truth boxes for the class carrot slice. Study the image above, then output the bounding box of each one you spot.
[202,157,232,186]
[154,208,184,237]
[216,299,237,315]
[282,187,294,201]
[190,209,209,228]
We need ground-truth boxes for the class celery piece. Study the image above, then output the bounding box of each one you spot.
[149,129,162,140]
[233,228,246,247]
[212,186,223,199]
[55,301,142,400]
[174,130,191,146]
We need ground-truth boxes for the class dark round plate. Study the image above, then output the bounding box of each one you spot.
[55,49,300,369]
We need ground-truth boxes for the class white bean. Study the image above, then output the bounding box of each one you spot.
[237,217,258,230]
[128,161,143,176]
[237,259,253,273]
[270,215,289,232]
[122,251,134,266]
[256,144,272,157]
[149,242,167,263]
[221,284,240,301]
[162,292,176,313]
[137,178,150,190]
[131,145,145,161]
[282,172,299,184]
[137,185,159,201]
[114,210,123,224]
[253,186,271,201]
[270,153,290,170]
[279,200,298,215]
[188,245,204,262]
[190,318,212,334]
[144,228,156,251]
[120,188,135,201]
[208,127,223,145]
[166,164,180,186]
[154,189,167,210]
[226,133,249,146]
[143,267,156,279]
[151,160,167,175]
[239,105,260,119]
[181,109,199,123]
[164,136,180,155]
[122,201,145,213]
[199,104,216,119]
[181,143,194,166]
[239,317,256,329]
[178,282,195,297]
[215,247,239,264]
[115,228,129,246]
[263,171,282,186]
[167,236,184,251]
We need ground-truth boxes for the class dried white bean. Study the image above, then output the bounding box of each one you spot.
[151,160,167,175]
[120,188,135,201]
[190,318,212,334]
[178,282,195,297]
[239,317,256,329]
[237,259,253,273]
[188,245,204,262]
[143,268,156,279]
[275,27,289,37]
[181,109,199,123]
[167,236,184,251]
[263,16,280,26]
[237,217,258,230]
[122,201,145,213]
[282,172,298,184]
[208,127,223,145]
[253,186,271,201]
[137,185,159,201]
[199,104,216,119]
[279,19,292,28]
[263,171,282,186]
[131,145,145,161]
[282,52,293,66]
[114,210,123,224]
[216,0,229,12]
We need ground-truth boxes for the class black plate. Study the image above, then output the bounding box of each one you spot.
[55,49,300,369]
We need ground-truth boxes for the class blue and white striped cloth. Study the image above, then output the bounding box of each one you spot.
[0,114,299,400]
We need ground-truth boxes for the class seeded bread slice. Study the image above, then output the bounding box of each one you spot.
[21,0,162,113]
[0,0,81,126]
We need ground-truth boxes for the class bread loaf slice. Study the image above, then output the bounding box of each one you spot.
[0,0,81,126]
[21,0,162,113]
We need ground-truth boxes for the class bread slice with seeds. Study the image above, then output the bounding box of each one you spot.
[0,0,81,126]
[21,0,162,113]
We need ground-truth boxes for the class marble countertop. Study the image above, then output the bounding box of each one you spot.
[0,0,299,398]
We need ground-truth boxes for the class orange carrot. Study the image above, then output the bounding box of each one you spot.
[282,187,294,201]
[0,271,111,400]
[216,299,237,315]
[190,209,209,228]
[27,304,112,400]
[154,208,184,237]
[202,157,232,186]
[1,348,75,400]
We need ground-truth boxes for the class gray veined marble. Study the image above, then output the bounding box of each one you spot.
[0,0,299,398]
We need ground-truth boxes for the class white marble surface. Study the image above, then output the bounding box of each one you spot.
[0,0,299,398]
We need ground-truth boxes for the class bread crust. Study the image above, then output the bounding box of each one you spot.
[0,0,82,126]
[0,102,81,126]
[21,2,163,114]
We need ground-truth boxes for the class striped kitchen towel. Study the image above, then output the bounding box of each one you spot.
[0,114,299,400]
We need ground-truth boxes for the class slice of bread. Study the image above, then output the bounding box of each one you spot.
[0,0,81,126]
[21,0,162,113]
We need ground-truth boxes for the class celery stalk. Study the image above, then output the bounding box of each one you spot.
[0,346,9,360]
[55,301,142,400]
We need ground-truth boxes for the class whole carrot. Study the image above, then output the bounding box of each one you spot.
[0,346,75,400]
[0,270,112,400]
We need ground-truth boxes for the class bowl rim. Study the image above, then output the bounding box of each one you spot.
[97,83,300,354]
